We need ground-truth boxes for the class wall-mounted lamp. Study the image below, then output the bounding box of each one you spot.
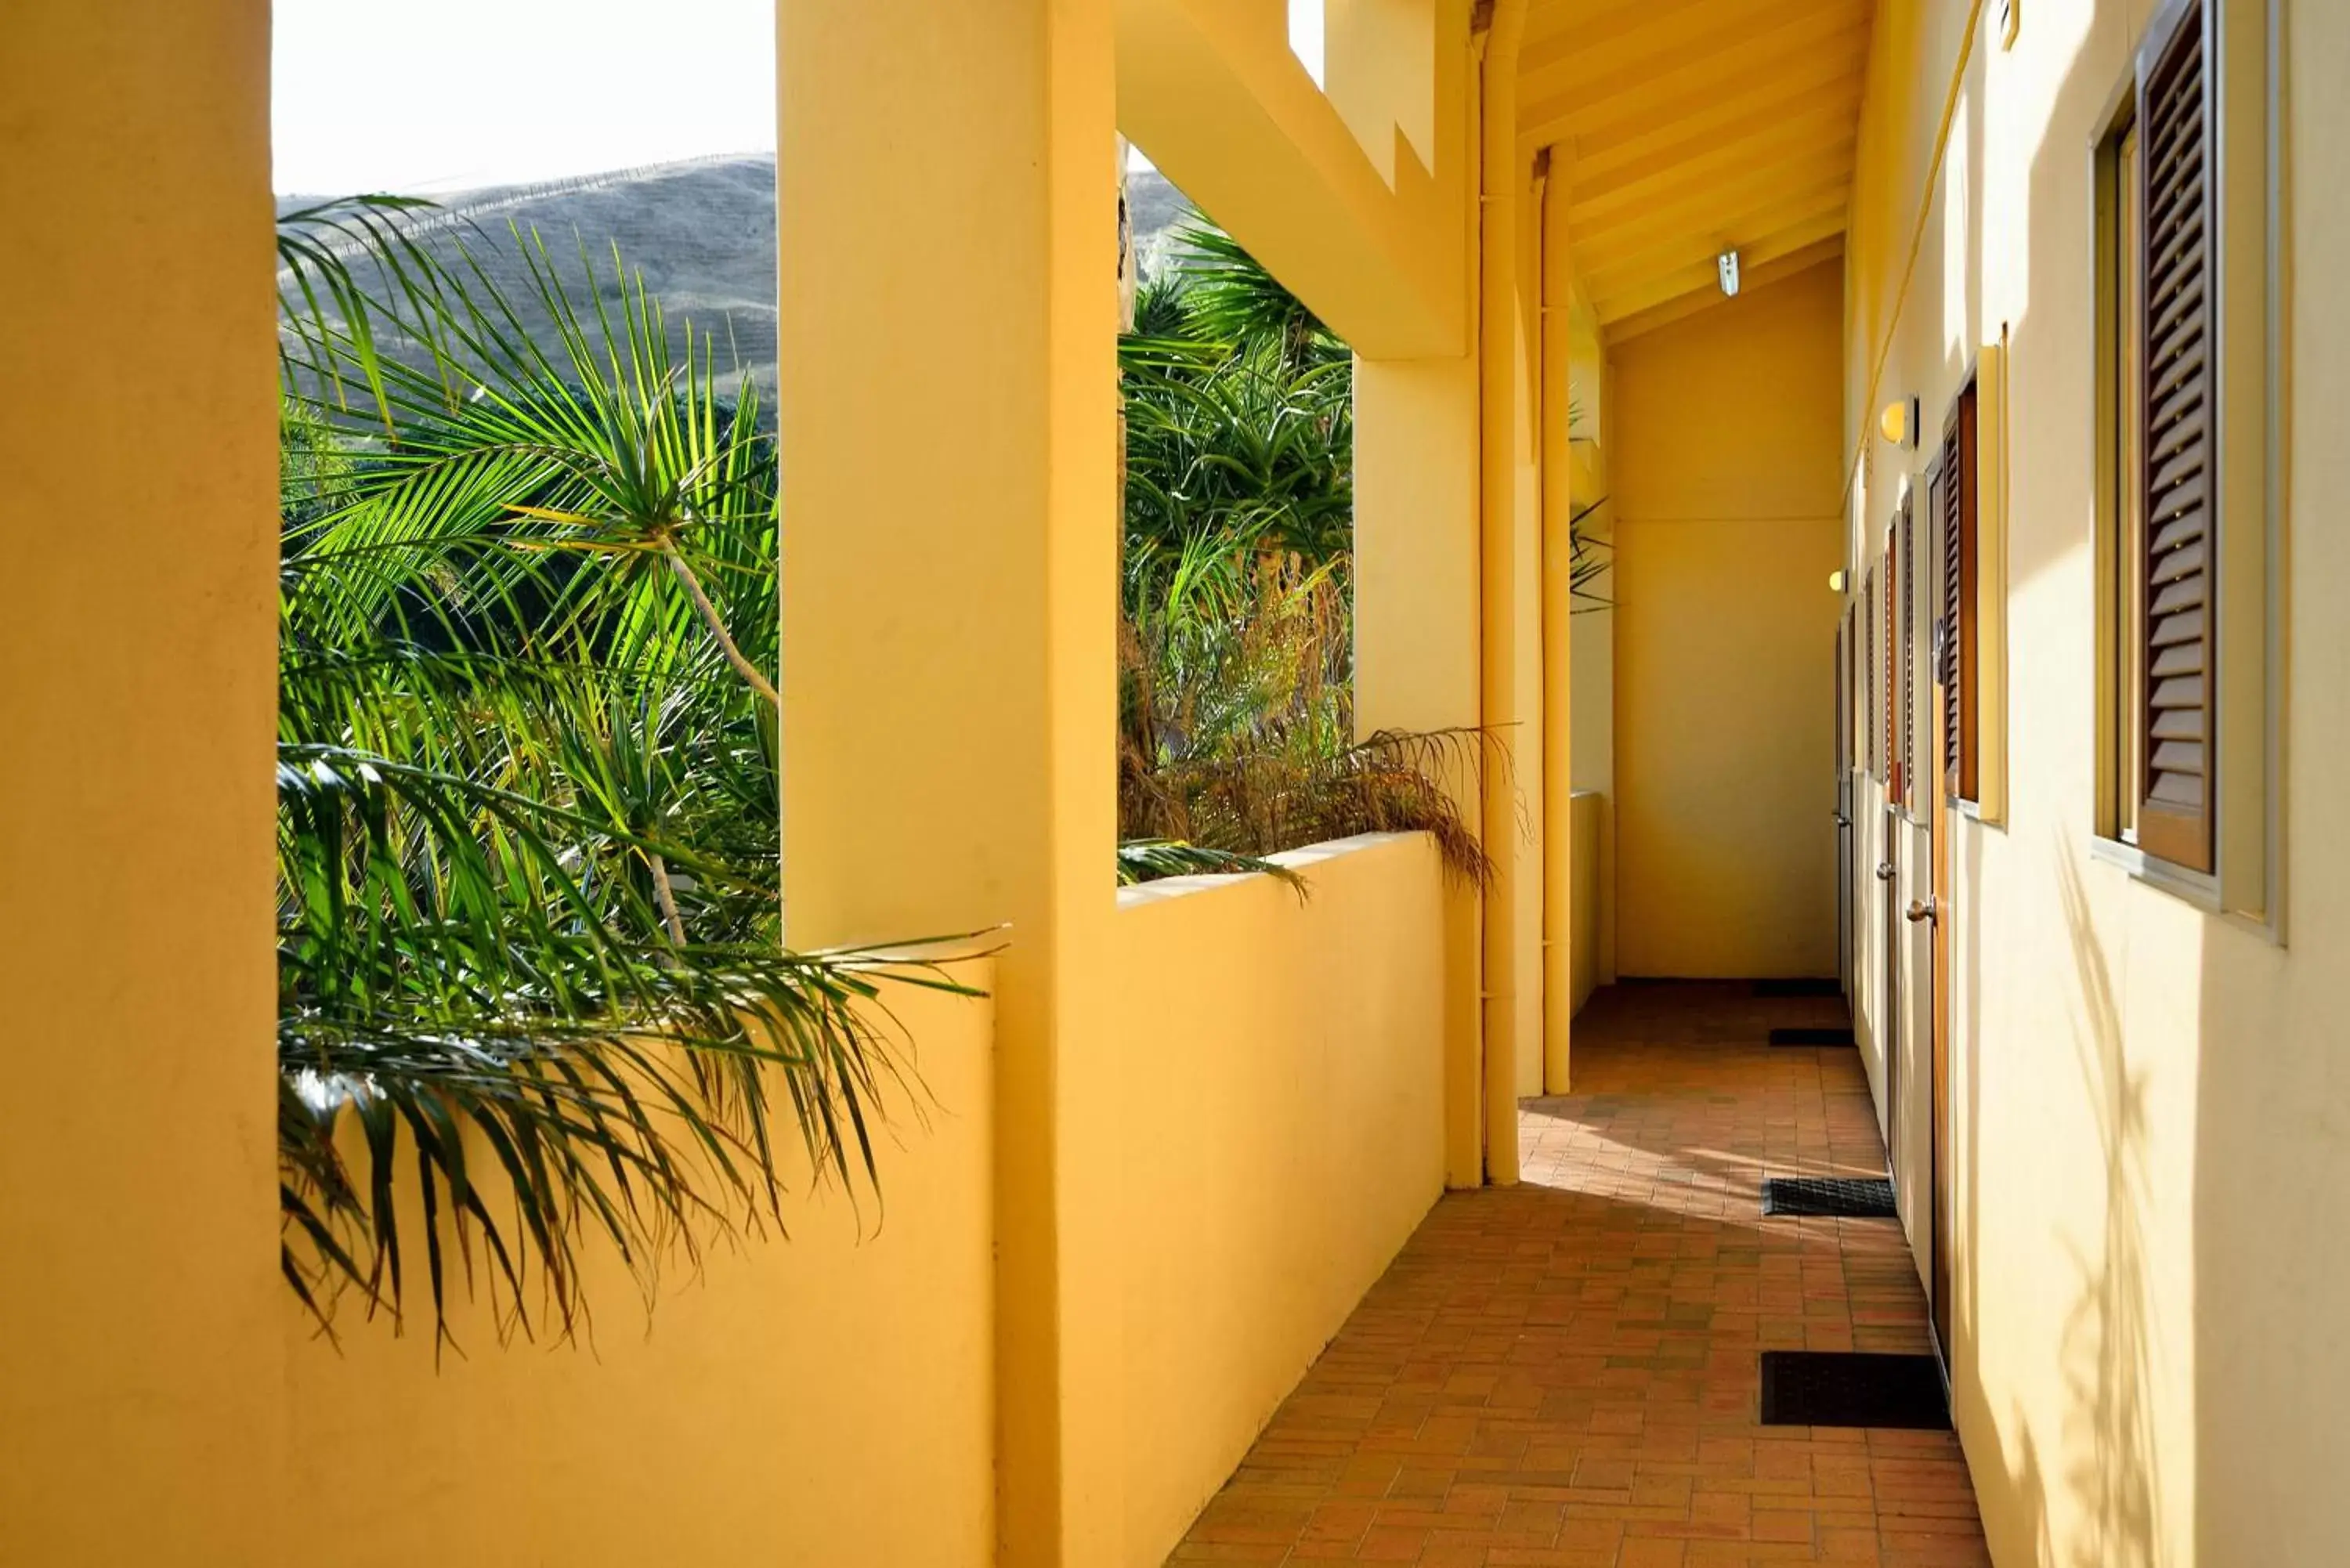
[1828,569,1849,594]
[1716,248,1741,298]
[1878,396,1920,449]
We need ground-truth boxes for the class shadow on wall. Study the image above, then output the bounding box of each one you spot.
[1951,844,2160,1568]
[2051,845,2160,1567]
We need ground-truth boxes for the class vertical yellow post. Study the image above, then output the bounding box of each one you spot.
[777,2,1122,1561]
[1356,357,1484,1189]
[1475,0,1528,1183]
[1538,157,1575,1095]
[1352,4,1486,1192]
[0,2,286,1560]
[1511,140,1548,1103]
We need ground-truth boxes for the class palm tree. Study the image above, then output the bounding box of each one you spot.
[275,203,978,1348]
[1116,223,1491,884]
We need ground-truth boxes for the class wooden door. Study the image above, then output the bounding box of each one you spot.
[1879,518,1901,1175]
[1925,472,1957,1369]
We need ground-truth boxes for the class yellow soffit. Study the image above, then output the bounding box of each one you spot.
[1518,0,1873,341]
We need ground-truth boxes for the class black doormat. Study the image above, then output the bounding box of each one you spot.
[1759,1352,1949,1429]
[1762,1176,1898,1218]
[1769,1026,1856,1046]
[1754,977,1842,999]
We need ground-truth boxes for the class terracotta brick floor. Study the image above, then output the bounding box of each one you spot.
[1167,982,1991,1567]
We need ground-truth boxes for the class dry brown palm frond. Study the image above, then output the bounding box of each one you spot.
[1119,533,1496,886]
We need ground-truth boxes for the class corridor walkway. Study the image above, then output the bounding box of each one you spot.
[1169,984,1990,1566]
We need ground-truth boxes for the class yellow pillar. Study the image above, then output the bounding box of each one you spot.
[1474,0,1530,1183]
[1538,157,1575,1095]
[1356,356,1484,1189]
[777,2,1122,1561]
[1352,0,1487,1190]
[0,2,286,1560]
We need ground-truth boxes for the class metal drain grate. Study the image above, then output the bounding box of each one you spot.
[1769,1026,1856,1046]
[1762,1176,1897,1218]
[1760,1352,1949,1429]
[1754,978,1842,999]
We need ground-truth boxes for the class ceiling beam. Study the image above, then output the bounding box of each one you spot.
[1519,9,1871,147]
[1518,0,1824,88]
[1555,52,1867,179]
[1574,174,1851,288]
[1568,145,1854,254]
[1594,214,1849,323]
[1568,100,1860,218]
[1519,0,1726,78]
[1603,237,1846,345]
[1519,0,1856,110]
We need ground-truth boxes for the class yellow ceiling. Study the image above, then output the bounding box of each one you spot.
[1519,0,1874,342]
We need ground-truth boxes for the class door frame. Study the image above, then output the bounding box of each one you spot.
[1879,511,1903,1180]
[1837,611,1856,996]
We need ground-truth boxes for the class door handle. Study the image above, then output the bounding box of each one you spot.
[1875,862,1896,882]
[1834,812,1852,827]
[1907,897,1939,924]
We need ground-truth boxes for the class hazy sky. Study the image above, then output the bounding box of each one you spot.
[272,0,778,194]
[273,0,1323,195]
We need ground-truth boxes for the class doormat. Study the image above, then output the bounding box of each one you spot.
[1759,1352,1949,1429]
[1769,1026,1856,1046]
[1762,1176,1897,1218]
[1754,978,1842,999]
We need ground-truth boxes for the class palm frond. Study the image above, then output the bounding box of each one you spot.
[1115,839,1307,892]
[277,742,982,1348]
[276,207,961,1347]
[1167,221,1337,366]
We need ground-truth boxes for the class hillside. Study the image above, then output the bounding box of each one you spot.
[281,154,1202,407]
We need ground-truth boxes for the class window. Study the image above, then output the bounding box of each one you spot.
[2131,0,2215,871]
[1882,523,1897,793]
[1863,565,1878,780]
[2092,0,2274,912]
[2114,113,2146,845]
[1897,494,1916,815]
[2099,0,2213,869]
[1839,608,1855,779]
[1939,377,1980,804]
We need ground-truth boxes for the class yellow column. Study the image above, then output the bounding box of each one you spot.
[777,2,1122,1562]
[1352,5,1484,1190]
[1474,0,1529,1183]
[1538,157,1575,1095]
[0,2,286,1560]
[1355,357,1484,1188]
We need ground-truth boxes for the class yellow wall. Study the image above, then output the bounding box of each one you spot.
[1611,262,1845,978]
[0,3,286,1560]
[1110,833,1448,1566]
[280,833,1449,1568]
[777,5,1125,1560]
[1568,789,1603,1017]
[1843,0,2347,1561]
[284,977,999,1568]
[1118,0,1470,358]
[1569,338,1619,997]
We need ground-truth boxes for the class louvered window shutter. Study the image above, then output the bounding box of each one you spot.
[2135,0,2214,871]
[1937,457,1958,779]
[1941,380,1979,799]
[1883,531,1896,791]
[1958,381,1979,799]
[1899,494,1915,808]
[1864,569,1877,778]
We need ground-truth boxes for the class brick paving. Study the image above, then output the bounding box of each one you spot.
[1167,982,1991,1566]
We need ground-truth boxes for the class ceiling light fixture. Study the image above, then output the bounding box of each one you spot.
[1716,248,1741,298]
